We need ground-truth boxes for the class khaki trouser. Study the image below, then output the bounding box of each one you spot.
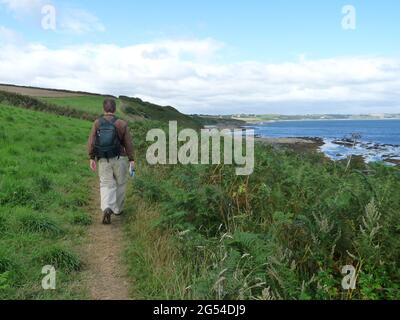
[98,157,129,214]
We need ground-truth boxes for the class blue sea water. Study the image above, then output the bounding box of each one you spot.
[252,120,400,163]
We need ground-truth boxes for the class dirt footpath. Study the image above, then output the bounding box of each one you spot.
[82,182,132,300]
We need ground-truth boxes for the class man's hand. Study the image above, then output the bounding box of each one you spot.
[90,160,97,172]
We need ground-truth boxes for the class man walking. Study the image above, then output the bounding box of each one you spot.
[88,98,135,224]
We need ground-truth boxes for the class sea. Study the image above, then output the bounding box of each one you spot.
[250,119,400,164]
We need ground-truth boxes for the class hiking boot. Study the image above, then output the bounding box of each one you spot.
[114,211,123,216]
[102,208,113,225]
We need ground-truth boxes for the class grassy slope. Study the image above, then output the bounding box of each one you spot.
[40,96,122,117]
[2,84,202,129]
[41,96,108,114]
[120,96,201,129]
[0,104,93,299]
[41,95,201,129]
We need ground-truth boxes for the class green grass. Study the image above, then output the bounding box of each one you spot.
[0,103,92,299]
[40,95,113,116]
[41,95,192,126]
[6,89,201,129]
[69,211,92,226]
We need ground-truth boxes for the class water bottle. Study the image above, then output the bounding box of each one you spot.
[129,163,136,178]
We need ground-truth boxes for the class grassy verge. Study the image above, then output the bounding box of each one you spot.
[41,96,117,116]
[0,104,93,299]
[123,191,192,299]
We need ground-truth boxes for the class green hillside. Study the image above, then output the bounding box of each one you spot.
[1,84,202,129]
[0,90,97,122]
[41,96,116,116]
[0,103,92,299]
[42,95,202,129]
[120,96,201,129]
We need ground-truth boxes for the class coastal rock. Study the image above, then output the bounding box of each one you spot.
[332,140,355,147]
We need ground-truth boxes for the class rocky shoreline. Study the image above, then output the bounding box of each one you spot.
[213,123,399,166]
[321,138,400,166]
[255,136,324,153]
[255,136,400,166]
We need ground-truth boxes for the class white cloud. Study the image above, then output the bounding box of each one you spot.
[0,0,44,12]
[0,25,21,43]
[0,0,44,14]
[0,37,399,114]
[0,0,105,34]
[59,8,105,34]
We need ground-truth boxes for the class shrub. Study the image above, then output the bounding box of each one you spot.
[18,214,63,237]
[70,212,92,226]
[0,216,7,235]
[0,254,13,274]
[36,246,82,273]
[34,176,53,194]
[131,141,400,300]
[0,184,35,207]
[0,126,6,141]
[0,272,11,290]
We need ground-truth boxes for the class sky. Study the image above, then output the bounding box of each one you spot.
[0,0,399,115]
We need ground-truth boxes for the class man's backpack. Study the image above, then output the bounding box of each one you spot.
[94,116,121,160]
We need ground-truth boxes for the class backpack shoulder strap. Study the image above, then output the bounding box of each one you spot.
[98,116,107,126]
[98,116,118,126]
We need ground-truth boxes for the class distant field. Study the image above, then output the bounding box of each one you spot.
[0,85,89,98]
[0,104,92,299]
[0,84,117,117]
[191,115,246,128]
[233,114,400,123]
[1,84,202,128]
[41,96,114,116]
